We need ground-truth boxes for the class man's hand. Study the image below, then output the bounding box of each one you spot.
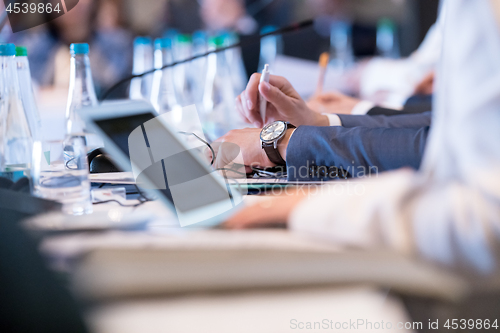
[211,127,295,173]
[307,91,361,115]
[414,71,435,95]
[236,74,329,128]
[224,191,307,229]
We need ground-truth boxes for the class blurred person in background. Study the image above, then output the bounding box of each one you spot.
[307,0,444,115]
[9,0,132,97]
[199,0,292,34]
[281,0,379,63]
[198,0,293,76]
[197,0,438,112]
[154,0,292,79]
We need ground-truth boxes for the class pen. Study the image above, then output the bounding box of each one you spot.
[259,64,270,124]
[316,52,330,95]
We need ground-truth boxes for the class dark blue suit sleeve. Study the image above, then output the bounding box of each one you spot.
[286,125,429,181]
[338,111,432,128]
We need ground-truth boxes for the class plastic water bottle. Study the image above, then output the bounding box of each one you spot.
[61,43,96,215]
[0,43,33,184]
[202,36,236,139]
[258,26,283,73]
[377,18,400,59]
[173,34,194,106]
[330,20,354,73]
[15,46,41,142]
[130,36,154,100]
[191,30,208,106]
[65,43,100,147]
[222,31,248,96]
[150,38,179,114]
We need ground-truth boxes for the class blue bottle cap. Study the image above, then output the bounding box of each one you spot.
[260,26,278,35]
[134,36,152,46]
[192,30,207,42]
[154,38,172,50]
[70,43,89,55]
[221,30,239,44]
[164,28,179,40]
[0,43,16,56]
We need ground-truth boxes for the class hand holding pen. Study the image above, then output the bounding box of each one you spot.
[235,73,330,128]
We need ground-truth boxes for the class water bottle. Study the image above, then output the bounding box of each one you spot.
[172,34,194,106]
[0,43,33,184]
[61,43,96,215]
[377,18,400,59]
[130,36,154,100]
[222,31,248,96]
[191,30,208,106]
[15,46,41,142]
[329,20,354,73]
[150,38,179,114]
[65,43,100,148]
[202,36,236,139]
[258,26,283,73]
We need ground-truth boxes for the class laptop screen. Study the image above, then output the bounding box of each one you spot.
[93,111,234,217]
[95,113,156,171]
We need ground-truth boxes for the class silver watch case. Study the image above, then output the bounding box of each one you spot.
[260,121,288,149]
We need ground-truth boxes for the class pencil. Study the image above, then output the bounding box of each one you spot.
[316,52,330,95]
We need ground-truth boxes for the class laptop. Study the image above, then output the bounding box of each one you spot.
[79,100,243,227]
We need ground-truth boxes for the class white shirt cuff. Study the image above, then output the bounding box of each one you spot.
[324,114,342,126]
[351,100,376,115]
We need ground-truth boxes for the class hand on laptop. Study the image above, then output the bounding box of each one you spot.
[211,127,291,172]
[223,191,307,229]
[209,128,267,174]
[236,74,329,128]
[211,127,295,173]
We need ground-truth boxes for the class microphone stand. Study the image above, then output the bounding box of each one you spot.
[100,19,314,101]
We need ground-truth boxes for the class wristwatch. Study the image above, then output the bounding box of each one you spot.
[260,121,296,166]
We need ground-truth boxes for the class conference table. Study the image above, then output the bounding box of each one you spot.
[33,189,468,333]
[39,203,416,333]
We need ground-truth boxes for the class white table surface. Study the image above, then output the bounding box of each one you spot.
[87,286,415,333]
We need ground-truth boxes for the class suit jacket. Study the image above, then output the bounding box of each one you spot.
[366,94,433,116]
[286,112,431,181]
[367,105,431,116]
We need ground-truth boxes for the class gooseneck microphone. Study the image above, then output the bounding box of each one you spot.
[100,19,314,101]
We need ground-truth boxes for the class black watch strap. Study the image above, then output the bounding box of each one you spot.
[263,143,286,166]
[261,123,296,166]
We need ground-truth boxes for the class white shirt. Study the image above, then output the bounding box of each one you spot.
[357,6,445,109]
[291,0,500,275]
[327,18,443,121]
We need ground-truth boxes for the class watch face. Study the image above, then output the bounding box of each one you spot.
[260,121,286,142]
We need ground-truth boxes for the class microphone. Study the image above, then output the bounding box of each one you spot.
[100,19,314,101]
